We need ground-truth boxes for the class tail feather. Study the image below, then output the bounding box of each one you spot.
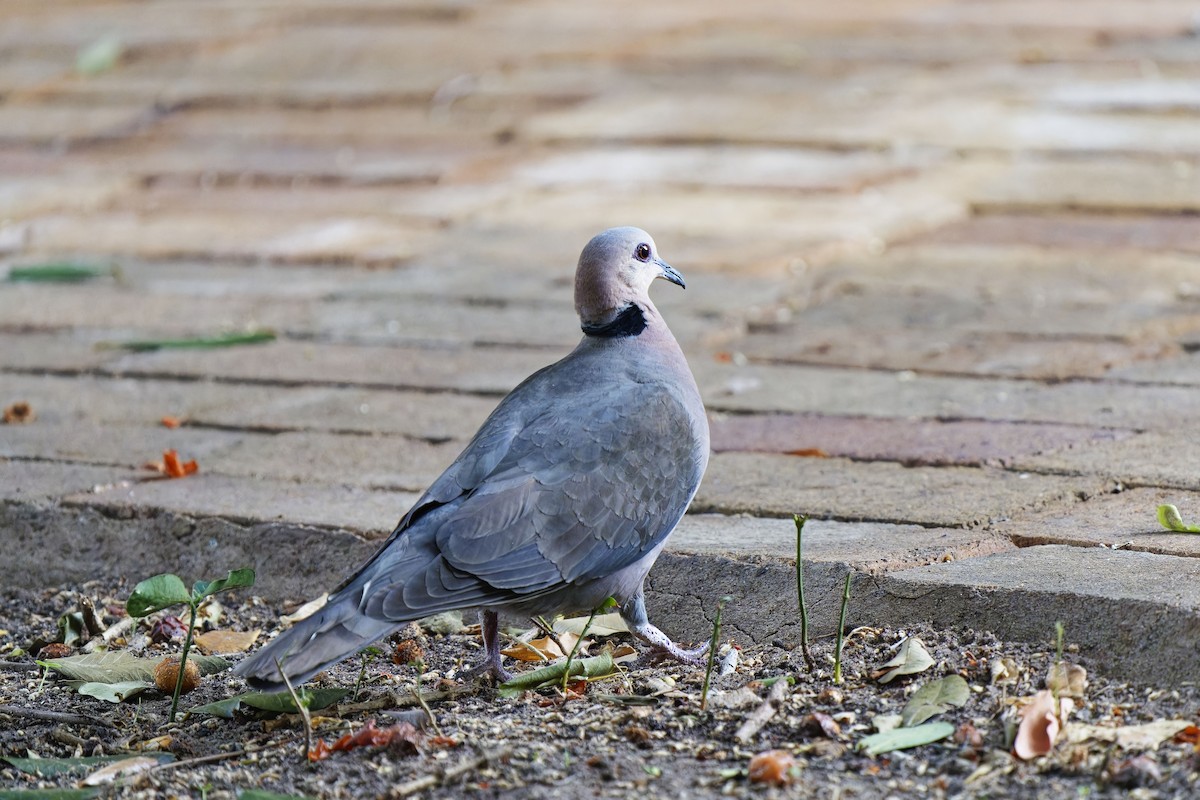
[233,596,398,690]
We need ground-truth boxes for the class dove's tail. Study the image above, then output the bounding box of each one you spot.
[232,593,398,691]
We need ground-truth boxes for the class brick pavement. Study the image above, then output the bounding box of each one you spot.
[2,0,1200,682]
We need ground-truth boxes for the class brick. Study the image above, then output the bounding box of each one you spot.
[65,473,419,535]
[0,459,138,502]
[709,413,1127,466]
[1014,431,1200,492]
[995,486,1200,556]
[918,213,1200,255]
[0,421,244,467]
[972,159,1200,213]
[694,452,1100,527]
[671,514,1014,572]
[696,359,1200,431]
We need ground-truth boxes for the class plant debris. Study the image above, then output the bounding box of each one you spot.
[2,401,35,424]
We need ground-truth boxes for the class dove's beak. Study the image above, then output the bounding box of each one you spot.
[656,259,686,289]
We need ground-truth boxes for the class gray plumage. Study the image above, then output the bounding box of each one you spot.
[235,227,710,689]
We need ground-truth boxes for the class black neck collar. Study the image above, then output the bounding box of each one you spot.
[581,304,647,338]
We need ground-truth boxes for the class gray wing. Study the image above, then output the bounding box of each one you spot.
[343,364,706,621]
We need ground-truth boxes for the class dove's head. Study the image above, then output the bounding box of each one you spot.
[575,227,684,325]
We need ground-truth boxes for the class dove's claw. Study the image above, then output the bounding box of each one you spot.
[620,592,709,667]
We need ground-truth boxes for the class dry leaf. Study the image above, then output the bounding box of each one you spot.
[2,401,34,424]
[554,612,629,637]
[1014,690,1073,760]
[162,448,198,478]
[748,750,798,785]
[160,415,184,429]
[784,448,829,457]
[1046,661,1087,699]
[80,756,160,786]
[990,656,1019,684]
[192,629,260,655]
[1064,719,1191,750]
[502,632,580,662]
[610,643,638,664]
[282,594,328,624]
[874,637,934,684]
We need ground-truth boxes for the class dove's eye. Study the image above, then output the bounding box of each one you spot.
[634,243,652,261]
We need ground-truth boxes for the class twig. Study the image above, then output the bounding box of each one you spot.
[79,594,107,637]
[83,616,135,653]
[151,737,295,773]
[794,515,816,671]
[392,749,509,797]
[734,678,790,744]
[410,684,443,738]
[0,704,115,727]
[276,657,313,759]
[0,660,41,672]
[699,596,730,711]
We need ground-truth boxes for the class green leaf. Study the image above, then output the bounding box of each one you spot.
[857,721,956,756]
[497,652,616,698]
[70,680,155,703]
[193,568,256,600]
[127,573,191,617]
[6,263,108,283]
[40,651,159,683]
[1157,504,1200,533]
[57,611,87,647]
[189,688,350,718]
[191,654,233,675]
[0,789,102,800]
[1,753,172,777]
[901,675,970,726]
[115,331,276,353]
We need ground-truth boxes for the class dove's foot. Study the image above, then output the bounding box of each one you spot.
[620,591,709,667]
[460,610,514,684]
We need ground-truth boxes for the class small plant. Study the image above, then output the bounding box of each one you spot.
[793,514,815,671]
[1054,621,1065,664]
[562,597,617,695]
[833,571,852,685]
[126,567,255,723]
[700,595,732,711]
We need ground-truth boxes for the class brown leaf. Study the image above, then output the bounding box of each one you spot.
[307,739,332,762]
[160,415,184,429]
[2,401,34,424]
[784,448,829,458]
[331,720,420,755]
[1014,690,1072,760]
[192,629,260,655]
[162,448,198,478]
[501,632,579,662]
[1174,724,1200,745]
[748,749,797,786]
[1045,661,1088,699]
[801,712,841,739]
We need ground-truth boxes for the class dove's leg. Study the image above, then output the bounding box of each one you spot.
[460,610,514,684]
[620,590,708,665]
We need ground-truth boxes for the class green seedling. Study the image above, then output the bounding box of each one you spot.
[126,567,255,723]
[6,263,112,283]
[700,595,732,711]
[1055,621,1065,665]
[793,514,815,671]
[562,597,617,696]
[1158,504,1200,533]
[833,571,852,685]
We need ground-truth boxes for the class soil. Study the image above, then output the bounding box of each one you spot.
[2,581,1199,799]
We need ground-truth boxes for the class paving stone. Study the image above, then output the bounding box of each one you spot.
[0,174,133,222]
[65,474,419,535]
[0,331,125,371]
[0,421,244,468]
[0,459,138,502]
[696,359,1200,431]
[1107,352,1200,386]
[918,213,1200,255]
[1015,432,1200,491]
[709,413,1128,466]
[908,0,1200,35]
[972,158,1200,215]
[735,328,1178,379]
[213,430,459,491]
[0,103,155,144]
[865,545,1200,684]
[995,486,1200,556]
[694,452,1100,527]
[671,513,1014,572]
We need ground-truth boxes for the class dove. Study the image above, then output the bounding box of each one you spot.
[235,227,710,689]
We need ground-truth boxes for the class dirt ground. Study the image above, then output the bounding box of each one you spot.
[2,581,1199,799]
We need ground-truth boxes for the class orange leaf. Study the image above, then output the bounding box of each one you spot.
[331,720,420,755]
[160,416,183,429]
[161,449,199,478]
[784,448,829,458]
[307,739,331,762]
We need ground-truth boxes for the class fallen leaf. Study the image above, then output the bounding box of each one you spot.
[307,739,332,762]
[7,263,108,283]
[1,754,172,777]
[193,629,260,655]
[501,632,579,662]
[160,416,184,429]
[748,749,797,785]
[72,680,155,703]
[282,594,328,624]
[1158,504,1200,533]
[555,612,629,637]
[610,643,638,664]
[874,638,934,684]
[2,401,34,424]
[1045,661,1087,699]
[857,722,955,756]
[1174,724,1200,745]
[784,448,829,457]
[329,720,420,756]
[1108,754,1163,788]
[80,755,160,786]
[1064,719,1191,750]
[1014,690,1073,760]
[40,651,228,683]
[497,652,615,698]
[901,675,970,727]
[189,688,349,718]
[114,331,276,352]
[990,656,1019,684]
[703,687,761,710]
[802,712,842,739]
[162,449,199,478]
